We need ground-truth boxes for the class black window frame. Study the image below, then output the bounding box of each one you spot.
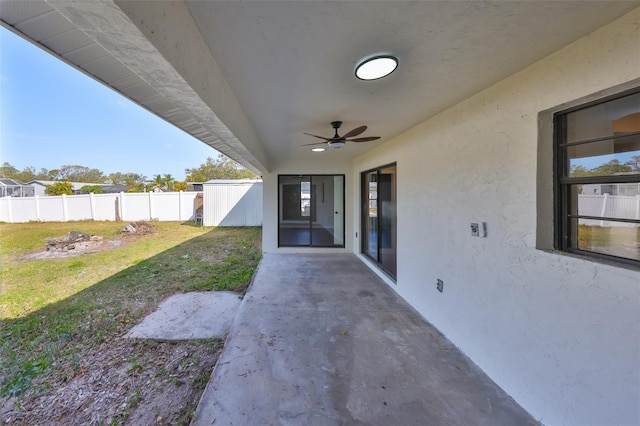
[554,87,640,267]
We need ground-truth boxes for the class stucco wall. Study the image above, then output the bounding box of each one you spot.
[352,9,640,426]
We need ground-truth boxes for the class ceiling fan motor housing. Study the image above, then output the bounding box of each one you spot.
[328,140,346,148]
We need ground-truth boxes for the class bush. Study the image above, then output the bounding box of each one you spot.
[45,181,74,196]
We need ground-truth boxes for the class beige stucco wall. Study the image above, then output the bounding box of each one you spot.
[351,8,640,426]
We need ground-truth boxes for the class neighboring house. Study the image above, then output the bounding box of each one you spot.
[86,184,132,194]
[0,178,34,197]
[186,182,204,192]
[582,182,640,196]
[3,3,639,425]
[28,181,131,195]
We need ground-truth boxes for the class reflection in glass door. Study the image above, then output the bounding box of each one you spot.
[361,164,396,278]
[278,175,345,247]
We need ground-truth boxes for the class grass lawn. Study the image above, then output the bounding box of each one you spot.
[0,221,261,424]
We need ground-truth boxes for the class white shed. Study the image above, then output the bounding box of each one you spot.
[202,180,262,227]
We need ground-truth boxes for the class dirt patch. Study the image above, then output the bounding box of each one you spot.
[23,239,124,260]
[1,338,223,425]
[21,222,159,260]
[121,221,157,235]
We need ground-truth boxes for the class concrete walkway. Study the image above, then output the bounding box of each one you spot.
[192,253,538,425]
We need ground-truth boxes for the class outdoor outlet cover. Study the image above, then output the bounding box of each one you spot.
[436,279,444,293]
[471,223,479,236]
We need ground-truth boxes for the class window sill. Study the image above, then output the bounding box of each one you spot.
[538,248,640,272]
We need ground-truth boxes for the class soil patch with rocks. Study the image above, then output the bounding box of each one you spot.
[1,338,223,425]
[21,222,158,260]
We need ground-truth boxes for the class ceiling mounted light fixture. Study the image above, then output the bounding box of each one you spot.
[355,55,398,80]
[311,147,326,152]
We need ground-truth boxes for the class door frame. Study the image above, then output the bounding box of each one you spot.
[277,174,345,248]
[360,163,397,279]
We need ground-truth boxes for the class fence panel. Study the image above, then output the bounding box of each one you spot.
[38,196,66,222]
[121,193,151,221]
[605,195,638,219]
[66,194,93,221]
[579,194,640,227]
[149,192,181,221]
[0,191,208,223]
[92,194,118,221]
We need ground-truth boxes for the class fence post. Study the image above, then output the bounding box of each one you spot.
[148,191,153,220]
[6,196,12,223]
[636,194,640,220]
[599,193,608,226]
[179,190,183,221]
[62,194,68,222]
[89,193,96,220]
[34,195,40,221]
[119,192,125,221]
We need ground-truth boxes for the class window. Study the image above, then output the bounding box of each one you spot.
[555,89,640,264]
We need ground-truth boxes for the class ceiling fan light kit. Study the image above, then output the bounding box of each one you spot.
[302,120,381,150]
[355,55,398,80]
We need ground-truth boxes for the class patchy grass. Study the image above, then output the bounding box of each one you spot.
[577,224,640,260]
[0,222,261,424]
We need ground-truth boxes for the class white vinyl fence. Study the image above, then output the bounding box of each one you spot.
[0,191,201,223]
[578,194,640,227]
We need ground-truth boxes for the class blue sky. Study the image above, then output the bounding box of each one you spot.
[0,27,219,181]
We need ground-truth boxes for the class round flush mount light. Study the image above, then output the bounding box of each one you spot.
[355,55,398,80]
[311,147,326,152]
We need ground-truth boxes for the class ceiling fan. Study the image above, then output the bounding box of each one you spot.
[302,121,381,148]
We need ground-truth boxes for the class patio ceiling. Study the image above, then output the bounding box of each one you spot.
[2,1,638,173]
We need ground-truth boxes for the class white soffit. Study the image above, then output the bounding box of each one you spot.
[0,0,267,174]
[1,1,639,169]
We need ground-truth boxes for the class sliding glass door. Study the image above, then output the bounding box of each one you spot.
[362,164,396,278]
[278,175,345,247]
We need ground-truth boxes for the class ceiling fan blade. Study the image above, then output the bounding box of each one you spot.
[300,141,329,146]
[303,132,332,141]
[348,136,381,142]
[342,125,367,138]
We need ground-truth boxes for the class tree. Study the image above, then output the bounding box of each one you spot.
[591,159,631,175]
[0,162,19,179]
[45,181,74,195]
[164,174,175,191]
[570,165,593,177]
[52,165,106,183]
[152,174,165,191]
[14,166,38,183]
[174,181,187,191]
[0,162,49,182]
[625,155,640,172]
[108,172,146,192]
[185,155,258,181]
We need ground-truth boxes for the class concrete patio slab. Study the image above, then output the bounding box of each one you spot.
[125,291,242,340]
[192,253,538,425]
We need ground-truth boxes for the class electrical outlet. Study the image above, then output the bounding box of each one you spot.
[436,279,444,292]
[470,223,479,236]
